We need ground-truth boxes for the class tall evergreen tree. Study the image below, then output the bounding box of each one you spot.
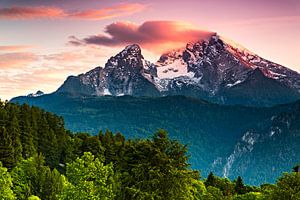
[235,176,246,195]
[19,104,36,158]
[293,165,300,173]
[205,172,216,187]
[0,126,15,169]
[37,115,59,167]
[6,116,23,165]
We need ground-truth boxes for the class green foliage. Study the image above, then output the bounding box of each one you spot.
[59,152,116,200]
[11,154,64,200]
[202,186,225,200]
[118,130,200,200]
[6,114,23,165]
[0,126,15,169]
[233,192,264,200]
[235,176,246,195]
[0,162,15,200]
[205,172,216,187]
[0,102,67,169]
[28,195,41,200]
[204,172,235,197]
[269,172,300,200]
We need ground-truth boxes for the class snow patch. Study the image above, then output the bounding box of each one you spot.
[103,88,111,95]
[227,80,242,87]
[157,59,189,79]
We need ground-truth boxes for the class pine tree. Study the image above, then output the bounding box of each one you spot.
[37,115,59,168]
[0,126,15,169]
[235,176,246,194]
[293,165,300,173]
[205,172,216,187]
[19,104,36,158]
[6,116,23,165]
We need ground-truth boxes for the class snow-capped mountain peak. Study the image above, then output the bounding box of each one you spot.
[27,90,44,97]
[55,34,300,106]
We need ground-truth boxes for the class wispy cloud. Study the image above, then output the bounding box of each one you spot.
[0,52,38,69]
[0,6,65,19]
[0,3,145,20]
[69,3,146,20]
[0,45,35,52]
[69,21,215,52]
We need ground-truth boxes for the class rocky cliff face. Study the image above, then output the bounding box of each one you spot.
[57,44,160,97]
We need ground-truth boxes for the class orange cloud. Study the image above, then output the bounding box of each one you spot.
[70,3,145,20]
[0,52,38,69]
[69,21,215,52]
[0,6,65,19]
[0,3,145,20]
[0,45,34,52]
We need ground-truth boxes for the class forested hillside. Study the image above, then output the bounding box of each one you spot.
[11,94,300,185]
[0,101,299,200]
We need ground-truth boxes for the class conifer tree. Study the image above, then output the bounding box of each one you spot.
[6,116,23,165]
[293,165,300,173]
[235,176,246,195]
[205,172,216,187]
[37,115,59,167]
[19,104,36,158]
[0,126,15,169]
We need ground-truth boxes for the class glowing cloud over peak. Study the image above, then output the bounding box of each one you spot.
[69,21,215,52]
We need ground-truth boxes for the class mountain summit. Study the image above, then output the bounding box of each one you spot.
[57,44,160,97]
[54,34,300,106]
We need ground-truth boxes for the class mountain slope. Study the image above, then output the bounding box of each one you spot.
[222,102,300,184]
[11,94,299,185]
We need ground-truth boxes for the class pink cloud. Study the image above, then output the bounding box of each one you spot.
[0,52,38,69]
[70,3,146,20]
[0,6,65,19]
[0,45,34,52]
[0,3,145,20]
[69,21,216,52]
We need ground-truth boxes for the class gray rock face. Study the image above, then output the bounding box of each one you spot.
[55,35,300,106]
[56,44,160,97]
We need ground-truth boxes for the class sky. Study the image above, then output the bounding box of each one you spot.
[0,0,299,100]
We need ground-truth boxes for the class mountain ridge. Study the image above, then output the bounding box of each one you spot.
[50,34,300,106]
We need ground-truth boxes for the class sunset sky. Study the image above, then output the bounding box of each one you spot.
[0,0,299,100]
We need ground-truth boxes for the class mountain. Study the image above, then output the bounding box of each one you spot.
[11,94,300,185]
[221,102,300,184]
[10,33,300,185]
[57,44,160,97]
[55,34,300,106]
[27,90,44,97]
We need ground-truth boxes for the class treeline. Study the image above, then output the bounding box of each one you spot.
[0,101,299,200]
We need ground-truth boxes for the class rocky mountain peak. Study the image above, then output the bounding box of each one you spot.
[105,44,144,71]
[27,90,44,97]
[55,35,300,106]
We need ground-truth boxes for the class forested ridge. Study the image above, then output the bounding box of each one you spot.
[0,101,299,200]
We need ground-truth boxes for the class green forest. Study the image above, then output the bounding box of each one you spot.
[0,101,299,200]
